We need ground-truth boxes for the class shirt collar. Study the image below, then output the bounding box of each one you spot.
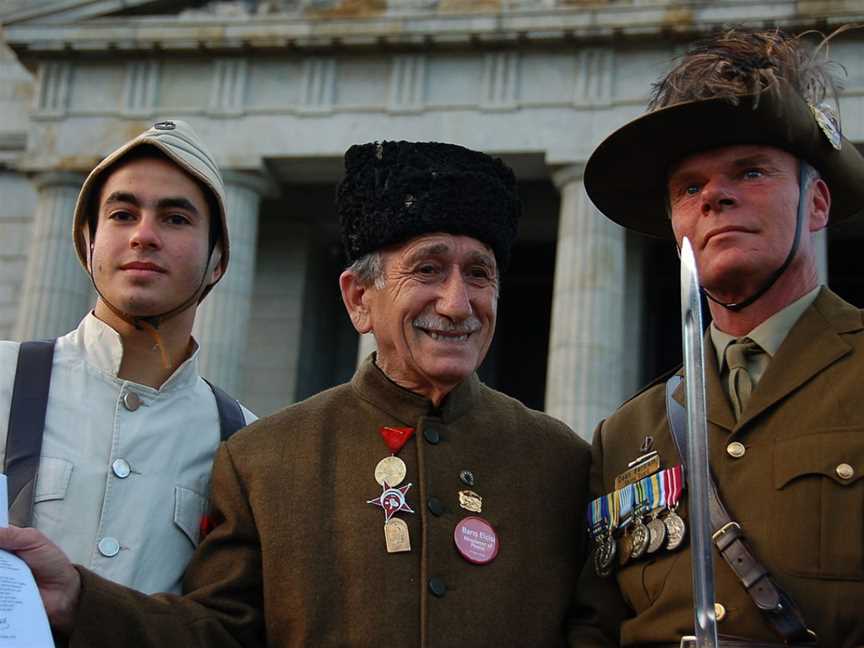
[350,353,480,427]
[710,285,821,370]
[74,312,200,391]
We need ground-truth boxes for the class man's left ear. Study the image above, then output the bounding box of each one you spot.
[339,270,373,334]
[207,244,224,286]
[808,178,831,232]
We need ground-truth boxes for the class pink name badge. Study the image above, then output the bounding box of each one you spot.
[454,516,499,565]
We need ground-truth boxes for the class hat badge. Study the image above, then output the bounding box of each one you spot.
[810,103,842,151]
[153,120,176,131]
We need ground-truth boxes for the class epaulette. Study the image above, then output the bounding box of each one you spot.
[616,362,683,410]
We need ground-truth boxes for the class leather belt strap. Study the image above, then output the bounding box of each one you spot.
[665,376,816,645]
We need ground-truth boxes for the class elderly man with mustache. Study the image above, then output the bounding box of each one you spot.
[0,140,591,647]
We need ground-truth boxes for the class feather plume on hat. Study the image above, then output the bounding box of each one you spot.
[649,29,843,115]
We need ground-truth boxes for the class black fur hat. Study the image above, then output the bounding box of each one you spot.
[338,141,520,269]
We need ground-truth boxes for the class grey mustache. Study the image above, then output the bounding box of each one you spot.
[412,315,481,334]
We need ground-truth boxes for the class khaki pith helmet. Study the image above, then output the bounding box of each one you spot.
[72,120,229,289]
[584,30,864,238]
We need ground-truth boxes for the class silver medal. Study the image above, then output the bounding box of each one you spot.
[629,521,650,560]
[664,511,687,551]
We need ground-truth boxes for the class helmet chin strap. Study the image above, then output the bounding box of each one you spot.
[696,163,815,312]
[87,239,219,368]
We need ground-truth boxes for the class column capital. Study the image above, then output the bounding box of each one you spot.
[550,163,586,191]
[32,171,86,192]
[222,169,278,199]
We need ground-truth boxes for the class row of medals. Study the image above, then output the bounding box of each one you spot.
[590,452,686,577]
[371,452,484,554]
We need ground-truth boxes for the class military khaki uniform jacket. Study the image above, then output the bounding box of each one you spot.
[70,357,590,648]
[570,288,864,647]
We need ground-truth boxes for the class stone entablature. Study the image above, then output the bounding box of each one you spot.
[5,1,861,55]
[14,28,864,174]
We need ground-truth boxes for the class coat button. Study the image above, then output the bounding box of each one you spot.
[427,497,444,516]
[836,463,854,480]
[714,603,726,622]
[122,391,141,411]
[423,426,440,445]
[428,577,446,598]
[726,442,746,458]
[112,458,131,479]
[97,537,121,557]
[459,470,475,486]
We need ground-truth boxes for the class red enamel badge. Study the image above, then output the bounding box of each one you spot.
[379,426,415,454]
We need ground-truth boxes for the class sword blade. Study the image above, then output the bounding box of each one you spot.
[679,237,719,648]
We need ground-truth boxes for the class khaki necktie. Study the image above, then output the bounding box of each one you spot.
[725,337,761,420]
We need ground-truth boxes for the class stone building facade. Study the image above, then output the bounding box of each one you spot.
[1,0,863,440]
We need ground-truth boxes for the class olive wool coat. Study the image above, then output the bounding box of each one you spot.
[70,357,591,647]
[569,288,864,647]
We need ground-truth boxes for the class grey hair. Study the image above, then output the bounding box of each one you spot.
[348,251,386,289]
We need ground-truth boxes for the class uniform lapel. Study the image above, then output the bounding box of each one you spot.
[737,289,862,429]
[671,332,736,432]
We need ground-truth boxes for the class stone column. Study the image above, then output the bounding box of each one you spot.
[544,164,627,442]
[14,172,90,340]
[194,171,267,397]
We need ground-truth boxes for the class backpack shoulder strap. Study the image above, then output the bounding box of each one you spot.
[6,339,56,527]
[202,379,246,441]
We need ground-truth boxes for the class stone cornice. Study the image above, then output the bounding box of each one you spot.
[0,0,161,26]
[5,1,858,56]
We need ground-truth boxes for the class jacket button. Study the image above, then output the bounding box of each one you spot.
[97,537,121,557]
[714,602,726,622]
[428,577,446,598]
[423,426,440,445]
[836,463,854,480]
[726,442,746,458]
[112,458,131,479]
[122,391,141,411]
[427,497,444,516]
[459,470,475,486]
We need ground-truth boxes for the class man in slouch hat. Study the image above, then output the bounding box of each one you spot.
[0,120,254,596]
[569,29,864,647]
[0,140,591,647]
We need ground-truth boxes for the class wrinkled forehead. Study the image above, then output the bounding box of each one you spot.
[386,232,497,266]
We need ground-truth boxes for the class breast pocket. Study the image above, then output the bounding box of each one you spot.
[31,457,74,529]
[772,428,864,579]
[174,485,207,548]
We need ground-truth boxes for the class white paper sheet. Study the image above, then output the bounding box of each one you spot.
[0,474,54,647]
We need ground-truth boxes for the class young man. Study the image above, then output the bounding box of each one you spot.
[570,29,864,646]
[0,140,590,647]
[0,120,255,595]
